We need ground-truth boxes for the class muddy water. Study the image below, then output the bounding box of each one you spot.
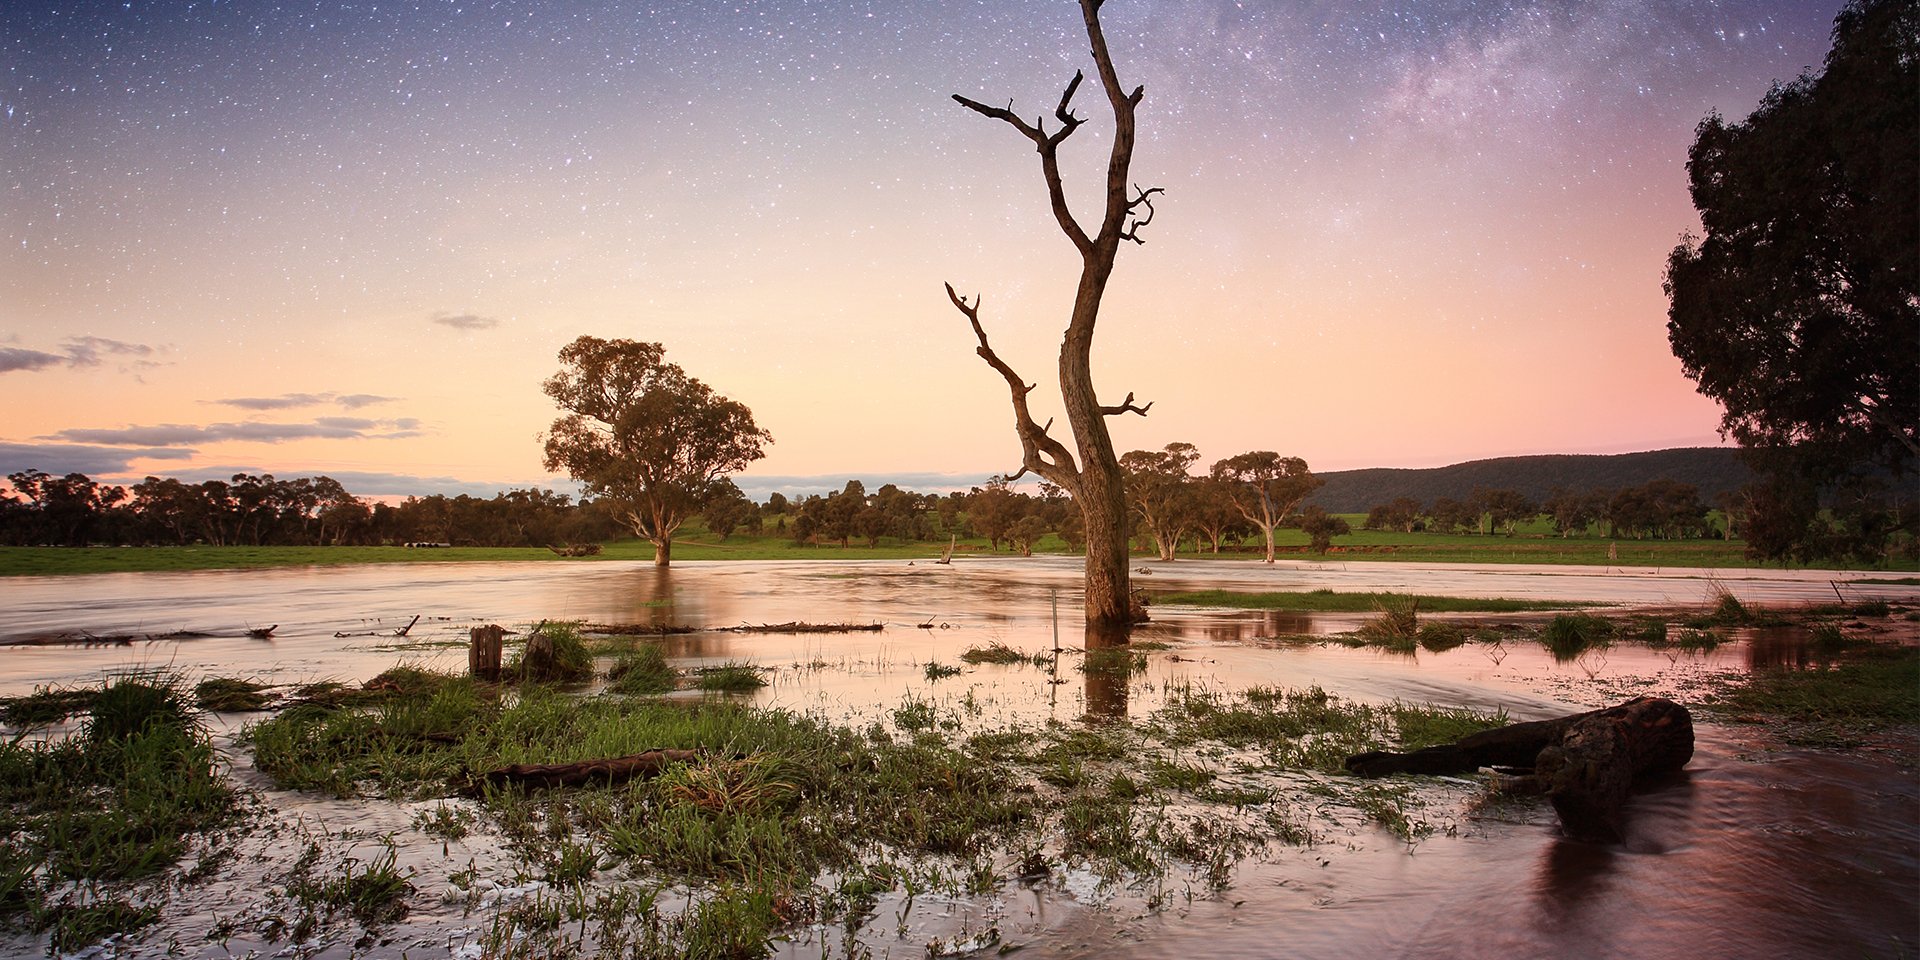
[2,557,1916,959]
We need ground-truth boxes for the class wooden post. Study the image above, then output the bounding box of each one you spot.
[469,624,504,681]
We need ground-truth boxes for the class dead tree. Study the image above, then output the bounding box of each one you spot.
[945,0,1165,635]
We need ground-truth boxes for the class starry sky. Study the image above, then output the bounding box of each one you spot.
[1,0,1838,501]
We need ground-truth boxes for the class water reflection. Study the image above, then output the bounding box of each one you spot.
[1083,622,1132,721]
[1744,626,1815,671]
[1083,667,1128,721]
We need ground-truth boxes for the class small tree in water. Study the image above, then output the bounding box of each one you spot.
[944,0,1165,634]
[541,337,771,566]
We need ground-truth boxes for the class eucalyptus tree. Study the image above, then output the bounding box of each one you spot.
[541,337,771,566]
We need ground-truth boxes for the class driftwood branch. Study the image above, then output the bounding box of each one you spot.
[1098,391,1153,417]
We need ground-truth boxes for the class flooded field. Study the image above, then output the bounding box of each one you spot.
[2,557,1915,959]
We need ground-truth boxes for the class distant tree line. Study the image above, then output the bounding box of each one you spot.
[0,469,619,548]
[1359,481,1724,541]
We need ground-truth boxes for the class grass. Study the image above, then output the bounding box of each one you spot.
[509,622,595,684]
[1540,613,1614,661]
[960,642,1028,665]
[1157,589,1582,613]
[0,673,238,949]
[692,661,768,692]
[0,686,100,727]
[608,644,680,695]
[14,518,1904,577]
[1703,645,1920,744]
[228,656,1525,955]
[194,677,273,712]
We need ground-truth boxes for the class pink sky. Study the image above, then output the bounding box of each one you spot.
[1,1,1835,499]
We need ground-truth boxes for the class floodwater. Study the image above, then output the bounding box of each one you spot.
[2,557,1916,959]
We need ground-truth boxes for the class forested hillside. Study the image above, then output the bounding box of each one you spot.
[1308,448,1751,513]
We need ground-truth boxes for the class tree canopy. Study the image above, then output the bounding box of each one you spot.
[1665,0,1917,470]
[1211,452,1320,563]
[542,336,771,566]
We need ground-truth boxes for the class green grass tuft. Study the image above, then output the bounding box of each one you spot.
[608,644,680,695]
[694,662,768,692]
[1540,613,1613,661]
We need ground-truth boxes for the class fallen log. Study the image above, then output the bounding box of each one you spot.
[580,622,701,636]
[1345,696,1693,843]
[476,748,706,792]
[730,621,885,634]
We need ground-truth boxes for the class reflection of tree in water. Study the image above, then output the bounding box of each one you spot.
[1082,623,1131,721]
[1744,627,1815,671]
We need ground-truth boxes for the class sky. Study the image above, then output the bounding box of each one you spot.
[1,0,1840,502]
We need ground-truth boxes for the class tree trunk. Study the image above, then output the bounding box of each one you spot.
[1077,459,1132,630]
[1262,524,1277,563]
[653,537,671,566]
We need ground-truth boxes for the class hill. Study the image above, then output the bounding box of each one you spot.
[1307,448,1752,513]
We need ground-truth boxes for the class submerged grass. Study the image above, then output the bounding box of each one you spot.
[232,653,1518,956]
[960,643,1028,665]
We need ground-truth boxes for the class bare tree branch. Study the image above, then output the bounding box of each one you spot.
[1098,391,1153,417]
[951,71,1094,254]
[944,283,1081,486]
[1117,184,1164,244]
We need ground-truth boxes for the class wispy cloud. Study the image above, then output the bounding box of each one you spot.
[209,392,401,411]
[42,418,424,446]
[0,348,66,374]
[0,442,196,478]
[431,311,498,331]
[161,467,555,499]
[0,336,165,375]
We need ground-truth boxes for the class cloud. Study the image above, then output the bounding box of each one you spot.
[0,348,66,373]
[0,442,196,479]
[0,336,164,375]
[431,311,499,331]
[42,418,425,446]
[61,336,154,367]
[212,393,331,411]
[159,467,560,499]
[209,392,402,411]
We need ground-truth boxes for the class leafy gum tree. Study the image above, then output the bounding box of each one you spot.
[541,337,771,566]
[1121,443,1199,561]
[1210,453,1321,563]
[1666,0,1916,560]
